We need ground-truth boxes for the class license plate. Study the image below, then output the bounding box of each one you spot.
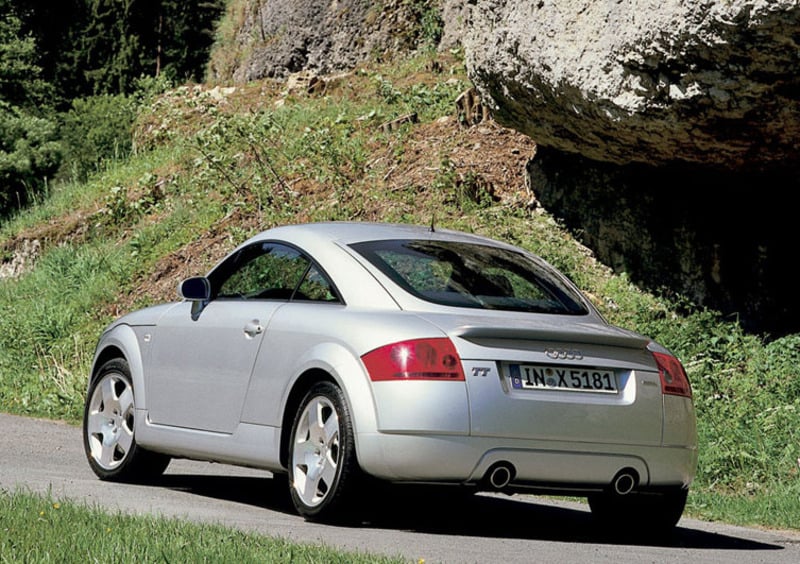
[509,364,617,393]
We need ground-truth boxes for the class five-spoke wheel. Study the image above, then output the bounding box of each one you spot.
[289,381,360,520]
[83,358,169,481]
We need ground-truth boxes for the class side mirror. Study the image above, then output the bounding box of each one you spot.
[179,277,211,301]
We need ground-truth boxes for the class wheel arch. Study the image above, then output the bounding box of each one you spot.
[91,345,125,380]
[90,324,148,408]
[277,343,379,469]
[279,368,336,468]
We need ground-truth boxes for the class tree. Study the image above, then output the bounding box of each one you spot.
[0,0,227,214]
[0,0,52,107]
[17,0,227,99]
[158,0,228,84]
[11,0,85,105]
[0,1,60,215]
[0,102,62,211]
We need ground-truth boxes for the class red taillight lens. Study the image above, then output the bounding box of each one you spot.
[652,351,692,398]
[362,338,465,381]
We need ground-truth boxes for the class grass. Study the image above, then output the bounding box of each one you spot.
[688,484,800,530]
[1,50,799,536]
[0,490,403,563]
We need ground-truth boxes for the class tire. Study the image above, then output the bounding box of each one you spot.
[288,381,361,521]
[267,472,295,512]
[588,488,688,535]
[83,358,170,482]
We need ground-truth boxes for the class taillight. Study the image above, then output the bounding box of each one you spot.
[652,351,692,398]
[361,338,465,381]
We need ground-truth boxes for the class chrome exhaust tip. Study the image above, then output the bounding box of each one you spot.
[612,469,638,496]
[485,463,515,490]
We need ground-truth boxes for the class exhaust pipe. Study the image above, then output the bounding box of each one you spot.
[611,469,638,496]
[485,462,515,490]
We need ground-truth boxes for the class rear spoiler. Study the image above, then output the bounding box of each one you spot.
[453,324,650,350]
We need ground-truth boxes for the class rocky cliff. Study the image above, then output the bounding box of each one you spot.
[208,0,440,81]
[464,0,800,169]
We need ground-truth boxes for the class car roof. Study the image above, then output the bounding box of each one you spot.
[248,221,518,249]
[221,221,603,318]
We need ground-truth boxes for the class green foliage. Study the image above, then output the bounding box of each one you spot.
[58,75,171,181]
[0,1,61,215]
[0,243,128,419]
[190,100,370,218]
[59,94,137,181]
[688,482,800,530]
[206,0,250,83]
[101,170,176,231]
[404,0,444,49]
[431,157,494,212]
[373,74,467,121]
[156,0,229,84]
[0,102,62,215]
[690,330,800,492]
[18,0,227,100]
[0,1,53,107]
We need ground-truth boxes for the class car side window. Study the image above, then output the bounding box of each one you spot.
[211,242,341,303]
[295,264,339,302]
[215,243,309,300]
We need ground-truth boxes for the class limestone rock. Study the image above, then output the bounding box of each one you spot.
[464,0,800,168]
[210,0,426,82]
[0,239,41,279]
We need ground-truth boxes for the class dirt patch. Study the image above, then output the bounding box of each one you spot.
[437,118,536,203]
[377,116,537,206]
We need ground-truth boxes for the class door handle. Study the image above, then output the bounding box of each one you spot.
[243,319,264,338]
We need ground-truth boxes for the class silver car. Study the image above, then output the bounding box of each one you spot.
[83,222,697,529]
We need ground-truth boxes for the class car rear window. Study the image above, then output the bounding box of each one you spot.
[350,239,589,315]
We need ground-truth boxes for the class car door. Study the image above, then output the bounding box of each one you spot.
[146,241,312,434]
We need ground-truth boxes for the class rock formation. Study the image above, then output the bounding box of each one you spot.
[209,0,432,82]
[464,0,800,170]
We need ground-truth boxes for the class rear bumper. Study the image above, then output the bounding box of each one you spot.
[356,432,697,491]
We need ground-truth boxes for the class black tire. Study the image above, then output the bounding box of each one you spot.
[83,358,170,482]
[588,487,688,535]
[267,472,295,512]
[288,381,361,521]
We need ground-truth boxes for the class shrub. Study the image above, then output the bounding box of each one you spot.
[58,94,138,181]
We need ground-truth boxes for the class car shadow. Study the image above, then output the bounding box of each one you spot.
[154,472,293,511]
[153,472,784,552]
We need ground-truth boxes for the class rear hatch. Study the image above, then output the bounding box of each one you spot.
[418,313,663,447]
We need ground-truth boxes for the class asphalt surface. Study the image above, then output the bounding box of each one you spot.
[1,412,799,563]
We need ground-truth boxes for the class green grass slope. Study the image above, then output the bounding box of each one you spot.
[1,53,798,529]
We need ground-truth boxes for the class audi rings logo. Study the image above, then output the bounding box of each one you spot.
[545,348,583,360]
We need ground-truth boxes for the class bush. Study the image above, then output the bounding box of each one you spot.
[58,94,138,181]
[58,75,172,182]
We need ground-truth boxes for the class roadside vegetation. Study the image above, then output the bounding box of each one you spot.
[0,490,402,563]
[1,44,798,538]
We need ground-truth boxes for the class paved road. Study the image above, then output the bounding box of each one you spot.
[2,413,799,563]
